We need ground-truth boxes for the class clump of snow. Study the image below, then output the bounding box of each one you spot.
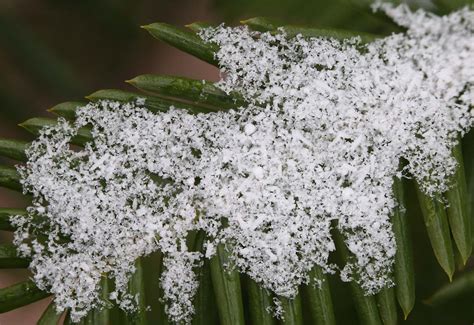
[11,4,473,323]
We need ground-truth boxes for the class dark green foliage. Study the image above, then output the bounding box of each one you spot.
[209,244,245,325]
[0,280,50,313]
[391,177,416,318]
[0,2,472,324]
[38,301,63,325]
[0,244,30,269]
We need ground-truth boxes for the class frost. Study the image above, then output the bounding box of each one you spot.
[10,4,474,323]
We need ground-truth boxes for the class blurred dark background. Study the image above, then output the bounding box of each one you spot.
[0,0,471,323]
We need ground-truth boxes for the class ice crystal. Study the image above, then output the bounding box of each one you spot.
[11,3,473,323]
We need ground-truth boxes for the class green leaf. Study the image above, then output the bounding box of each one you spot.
[240,17,280,32]
[425,270,474,306]
[86,89,145,104]
[334,231,382,325]
[445,143,472,264]
[245,278,275,325]
[127,74,244,109]
[241,17,377,43]
[94,277,112,325]
[279,294,303,325]
[415,184,455,281]
[63,310,73,325]
[48,101,86,120]
[38,301,63,325]
[126,259,147,325]
[391,177,415,319]
[0,208,26,231]
[432,0,470,14]
[303,266,336,325]
[193,259,219,325]
[209,244,245,325]
[19,117,92,146]
[453,244,466,271]
[189,231,219,325]
[463,130,474,250]
[139,250,170,325]
[186,230,198,252]
[185,22,214,33]
[0,138,28,162]
[375,286,397,325]
[141,23,218,66]
[153,251,170,325]
[349,283,383,325]
[0,279,50,313]
[0,244,30,268]
[87,89,217,114]
[73,278,111,325]
[0,165,21,191]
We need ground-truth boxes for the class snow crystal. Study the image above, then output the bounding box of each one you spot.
[10,3,473,323]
